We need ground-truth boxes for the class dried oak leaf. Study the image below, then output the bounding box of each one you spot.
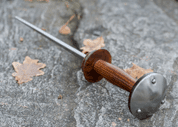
[80,36,105,54]
[12,56,46,84]
[124,63,153,79]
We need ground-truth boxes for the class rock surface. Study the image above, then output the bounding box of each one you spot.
[74,0,178,127]
[0,0,82,126]
[1,0,178,126]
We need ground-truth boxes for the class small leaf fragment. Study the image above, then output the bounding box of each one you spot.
[12,56,46,84]
[10,47,17,50]
[124,63,153,79]
[112,122,117,127]
[59,14,75,35]
[58,95,62,99]
[59,25,71,35]
[118,118,122,121]
[80,36,105,54]
[41,28,46,31]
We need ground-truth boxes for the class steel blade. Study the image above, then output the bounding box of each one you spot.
[15,16,86,58]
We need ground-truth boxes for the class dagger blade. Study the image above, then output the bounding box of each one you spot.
[15,16,86,58]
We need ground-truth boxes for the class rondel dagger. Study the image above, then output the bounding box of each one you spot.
[15,16,167,120]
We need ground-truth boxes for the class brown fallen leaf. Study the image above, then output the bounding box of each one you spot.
[80,36,105,54]
[59,14,75,35]
[12,56,46,84]
[124,63,153,79]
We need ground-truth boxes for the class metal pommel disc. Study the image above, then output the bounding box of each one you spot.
[82,49,111,82]
[128,72,167,120]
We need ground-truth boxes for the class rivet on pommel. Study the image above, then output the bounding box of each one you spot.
[151,77,156,84]
[161,100,165,104]
[137,109,142,113]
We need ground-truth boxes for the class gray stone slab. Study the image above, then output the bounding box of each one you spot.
[153,0,178,25]
[0,0,82,126]
[74,0,178,126]
[1,0,178,126]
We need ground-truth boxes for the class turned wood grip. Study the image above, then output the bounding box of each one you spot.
[94,60,136,92]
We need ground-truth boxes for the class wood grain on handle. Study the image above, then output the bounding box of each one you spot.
[94,60,136,92]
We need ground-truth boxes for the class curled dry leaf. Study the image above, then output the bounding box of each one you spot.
[12,56,46,84]
[59,14,75,35]
[124,63,153,79]
[80,36,105,54]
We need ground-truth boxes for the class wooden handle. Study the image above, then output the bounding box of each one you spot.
[94,60,136,92]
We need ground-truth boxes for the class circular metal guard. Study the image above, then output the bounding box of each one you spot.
[82,49,111,83]
[128,73,167,120]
